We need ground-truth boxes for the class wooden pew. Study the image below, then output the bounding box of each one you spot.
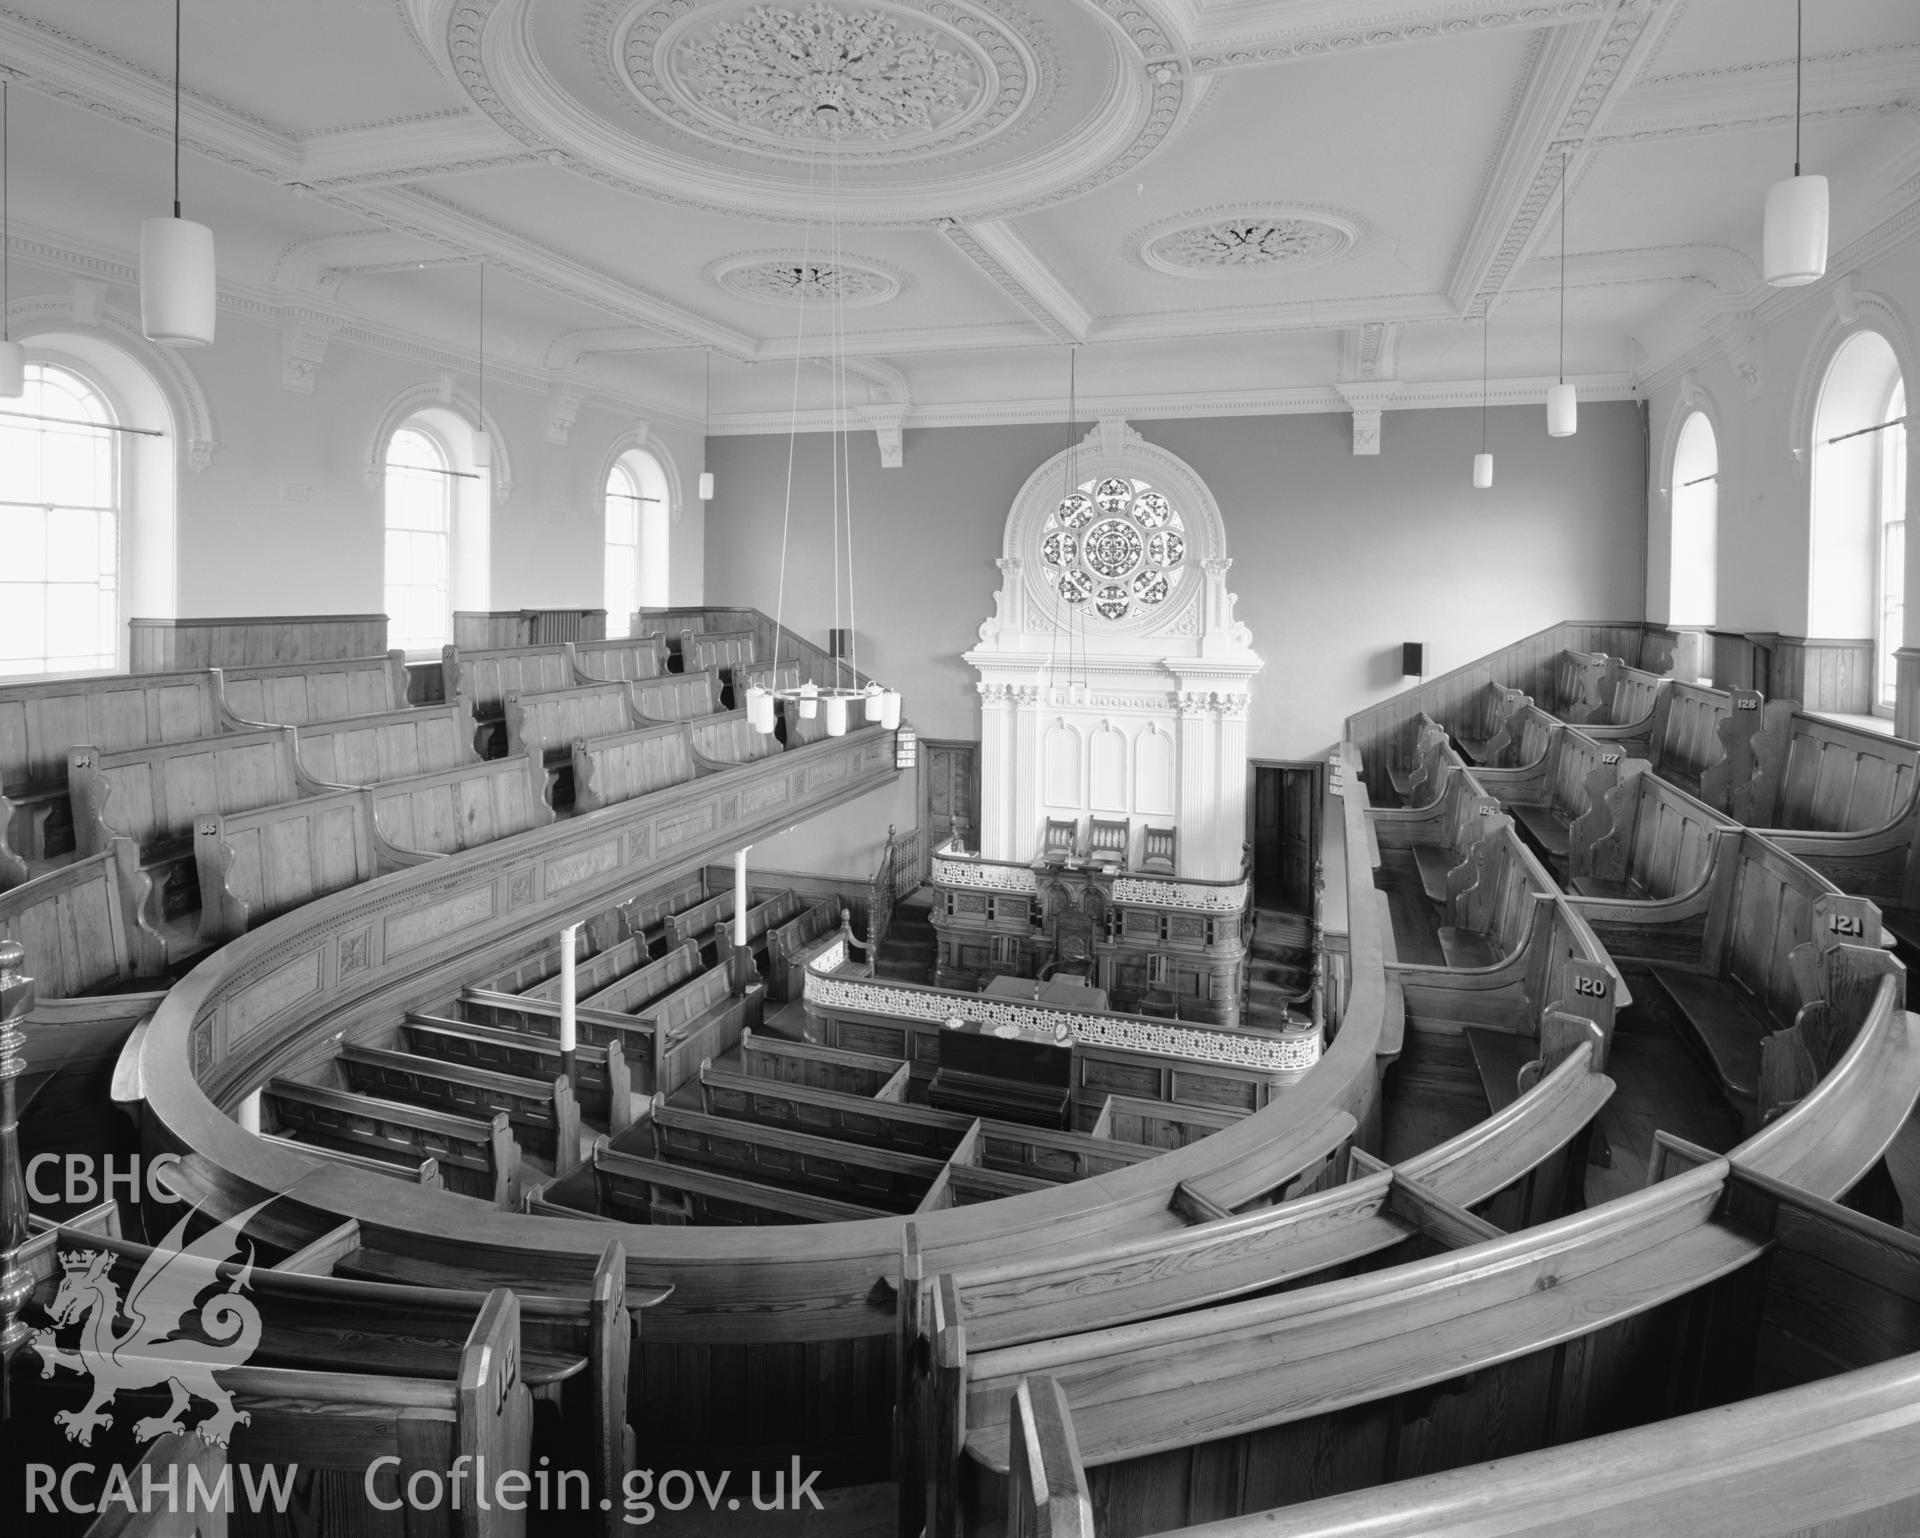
[263,1078,522,1206]
[0,667,222,887]
[690,706,782,769]
[577,940,703,1014]
[698,1065,970,1159]
[570,632,668,684]
[76,1433,226,1538]
[572,1142,888,1225]
[631,667,722,722]
[441,640,576,754]
[454,990,661,1090]
[1590,655,1672,728]
[994,1171,1920,1538]
[1566,757,1739,902]
[738,1026,910,1097]
[662,886,740,959]
[1094,1094,1246,1148]
[193,787,387,945]
[680,626,757,682]
[404,1012,634,1132]
[262,1129,443,1187]
[290,699,476,785]
[1642,680,1759,808]
[338,1042,583,1174]
[623,1101,947,1214]
[572,719,696,812]
[214,651,411,727]
[634,962,762,1095]
[1741,708,1920,833]
[66,727,325,919]
[738,886,806,963]
[1472,714,1625,866]
[1452,684,1529,765]
[1384,716,1450,805]
[0,847,155,995]
[367,749,555,855]
[1566,827,1880,1126]
[504,679,639,768]
[1546,648,1609,722]
[766,897,844,1001]
[1370,755,1505,902]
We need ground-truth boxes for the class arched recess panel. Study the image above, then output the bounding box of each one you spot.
[1043,722,1082,809]
[1135,728,1176,817]
[1090,725,1128,811]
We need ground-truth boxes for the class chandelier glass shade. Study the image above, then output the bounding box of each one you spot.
[1547,382,1577,438]
[1764,0,1827,288]
[140,0,215,347]
[1473,452,1494,490]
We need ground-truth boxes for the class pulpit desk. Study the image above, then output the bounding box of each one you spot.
[927,995,1078,1129]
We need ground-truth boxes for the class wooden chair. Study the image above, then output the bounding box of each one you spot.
[1039,816,1079,863]
[1140,825,1177,874]
[1087,816,1130,869]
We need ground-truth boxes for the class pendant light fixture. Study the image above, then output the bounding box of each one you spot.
[698,348,715,500]
[1764,0,1827,286]
[1546,151,1577,438]
[1473,299,1493,489]
[471,261,492,474]
[0,79,23,397]
[139,0,216,346]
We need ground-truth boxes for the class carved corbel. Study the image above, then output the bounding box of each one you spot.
[1335,382,1403,456]
[546,381,587,446]
[280,324,332,394]
[859,402,906,468]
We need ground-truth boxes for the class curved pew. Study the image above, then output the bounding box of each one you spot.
[630,667,721,722]
[367,750,555,856]
[193,787,391,945]
[572,720,696,813]
[938,984,1920,1534]
[0,848,157,995]
[690,707,782,769]
[290,699,476,784]
[504,681,639,769]
[569,632,668,684]
[213,652,411,727]
[0,668,224,889]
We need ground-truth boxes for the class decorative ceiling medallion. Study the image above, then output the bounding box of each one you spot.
[1134,206,1362,278]
[622,0,1039,161]
[711,250,904,307]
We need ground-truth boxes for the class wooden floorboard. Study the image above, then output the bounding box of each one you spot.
[1373,847,1446,967]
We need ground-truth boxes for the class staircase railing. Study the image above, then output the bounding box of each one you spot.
[867,823,922,956]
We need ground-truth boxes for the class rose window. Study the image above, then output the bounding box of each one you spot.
[1040,475,1189,619]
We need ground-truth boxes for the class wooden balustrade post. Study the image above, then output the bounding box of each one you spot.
[0,941,37,1419]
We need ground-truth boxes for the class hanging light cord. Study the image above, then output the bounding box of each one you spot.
[3,79,10,343]
[1481,299,1489,453]
[1551,151,1566,384]
[172,0,183,219]
[772,140,823,684]
[1794,0,1804,177]
[476,260,484,431]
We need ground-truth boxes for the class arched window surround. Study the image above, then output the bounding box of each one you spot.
[371,387,500,657]
[1,302,200,670]
[596,432,682,634]
[1666,405,1720,630]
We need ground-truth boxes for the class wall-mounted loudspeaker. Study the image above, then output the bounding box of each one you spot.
[829,628,853,661]
[1402,642,1425,677]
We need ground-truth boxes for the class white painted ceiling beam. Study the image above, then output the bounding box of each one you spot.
[936,221,1093,344]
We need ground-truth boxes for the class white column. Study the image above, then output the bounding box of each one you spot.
[1213,695,1252,882]
[559,923,579,1081]
[1176,691,1218,877]
[1011,686,1041,863]
[237,1090,261,1135]
[978,683,1015,859]
[734,848,750,948]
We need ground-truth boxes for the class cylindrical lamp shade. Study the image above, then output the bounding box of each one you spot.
[471,429,492,471]
[139,216,217,346]
[1546,383,1577,438]
[1764,174,1829,287]
[1472,451,1494,489]
[698,470,715,500]
[824,694,848,737]
[878,689,902,731]
[0,340,23,398]
[798,680,818,719]
[746,687,776,734]
[862,682,882,720]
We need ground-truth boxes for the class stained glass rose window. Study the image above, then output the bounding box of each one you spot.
[1039,475,1189,619]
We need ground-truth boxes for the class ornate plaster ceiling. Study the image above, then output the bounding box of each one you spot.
[0,0,1915,439]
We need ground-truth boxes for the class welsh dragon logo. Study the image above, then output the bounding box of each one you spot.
[29,1201,269,1448]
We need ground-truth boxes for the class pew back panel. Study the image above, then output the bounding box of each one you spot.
[69,727,306,859]
[369,751,555,855]
[194,789,381,944]
[215,653,411,727]
[571,633,668,684]
[293,701,475,785]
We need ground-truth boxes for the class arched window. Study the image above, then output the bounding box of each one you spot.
[1811,332,1907,716]
[604,448,670,637]
[1669,411,1718,627]
[384,424,455,655]
[0,363,121,676]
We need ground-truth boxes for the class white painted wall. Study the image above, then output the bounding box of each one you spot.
[6,253,708,628]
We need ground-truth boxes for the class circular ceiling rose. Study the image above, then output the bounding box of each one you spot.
[630,0,1031,161]
[712,251,903,306]
[1136,206,1362,278]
